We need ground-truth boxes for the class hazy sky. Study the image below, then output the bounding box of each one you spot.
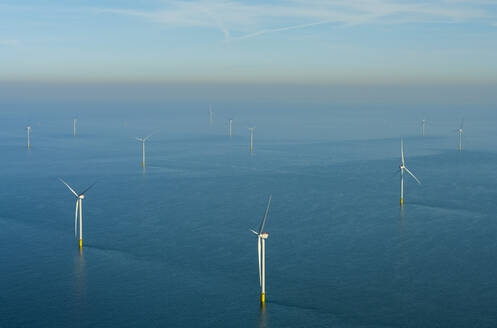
[1,0,497,84]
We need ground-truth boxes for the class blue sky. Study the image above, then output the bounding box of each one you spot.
[1,0,497,84]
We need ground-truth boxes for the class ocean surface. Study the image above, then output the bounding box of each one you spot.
[1,100,497,327]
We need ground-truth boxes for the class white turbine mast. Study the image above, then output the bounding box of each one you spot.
[399,139,421,206]
[59,178,96,249]
[136,135,152,167]
[249,127,255,152]
[250,194,272,305]
[26,125,31,149]
[209,105,213,126]
[457,120,464,152]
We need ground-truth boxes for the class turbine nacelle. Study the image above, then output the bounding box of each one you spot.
[78,194,85,199]
[260,233,269,239]
[136,135,152,143]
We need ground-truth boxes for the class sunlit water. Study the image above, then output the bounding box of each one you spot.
[1,102,497,327]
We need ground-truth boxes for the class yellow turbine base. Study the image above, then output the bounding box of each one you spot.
[79,239,83,248]
[143,162,145,167]
[400,198,403,206]
[261,293,265,304]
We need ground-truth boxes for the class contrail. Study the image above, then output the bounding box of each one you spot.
[232,20,332,40]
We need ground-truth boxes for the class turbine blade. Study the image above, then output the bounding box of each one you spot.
[258,194,272,234]
[80,182,96,195]
[136,137,144,142]
[59,178,78,197]
[460,119,464,130]
[258,236,262,287]
[404,167,421,185]
[144,134,152,141]
[75,199,79,238]
[401,139,405,165]
[250,229,259,235]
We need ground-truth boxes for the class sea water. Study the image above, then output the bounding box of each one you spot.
[1,99,497,327]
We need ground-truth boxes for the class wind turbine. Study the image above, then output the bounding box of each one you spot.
[228,119,233,137]
[250,194,272,304]
[59,178,96,249]
[399,139,421,206]
[26,125,31,149]
[457,120,464,151]
[249,127,255,152]
[421,120,425,137]
[73,118,77,136]
[209,105,213,126]
[136,135,152,167]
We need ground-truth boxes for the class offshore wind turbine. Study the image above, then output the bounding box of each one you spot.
[26,125,31,149]
[250,194,272,304]
[421,120,425,136]
[228,119,233,137]
[59,178,96,249]
[73,118,77,136]
[136,135,152,167]
[249,127,255,152]
[457,120,464,151]
[399,139,421,206]
[209,105,213,126]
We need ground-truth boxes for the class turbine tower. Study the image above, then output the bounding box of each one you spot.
[457,120,464,152]
[136,135,152,167]
[421,120,425,137]
[250,194,272,305]
[59,178,96,249]
[249,127,255,152]
[73,118,77,136]
[26,126,31,149]
[228,119,233,137]
[399,139,421,206]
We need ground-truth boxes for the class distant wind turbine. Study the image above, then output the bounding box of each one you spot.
[399,139,421,206]
[209,105,213,126]
[457,120,464,152]
[250,194,272,304]
[136,135,152,167]
[59,178,96,249]
[421,120,425,136]
[228,119,233,137]
[73,118,77,136]
[26,125,31,149]
[249,127,255,152]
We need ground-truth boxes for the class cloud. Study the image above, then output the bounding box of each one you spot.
[95,0,496,40]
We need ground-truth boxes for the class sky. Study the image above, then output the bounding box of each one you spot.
[1,0,497,84]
